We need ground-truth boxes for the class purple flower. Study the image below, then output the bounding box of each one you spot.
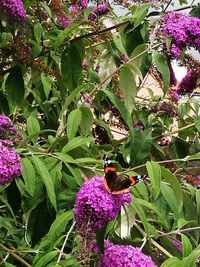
[168,237,182,251]
[0,140,22,185]
[82,59,89,70]
[0,115,22,144]
[168,89,180,102]
[57,15,72,28]
[0,0,27,20]
[134,120,145,131]
[82,93,92,107]
[74,176,131,234]
[70,0,88,10]
[120,54,129,63]
[159,12,200,58]
[88,3,109,21]
[97,241,157,267]
[177,70,198,95]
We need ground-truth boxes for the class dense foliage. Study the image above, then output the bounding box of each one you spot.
[0,0,200,266]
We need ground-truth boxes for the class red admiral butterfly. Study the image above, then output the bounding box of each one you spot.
[103,155,147,194]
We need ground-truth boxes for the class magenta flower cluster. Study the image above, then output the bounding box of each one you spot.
[57,15,72,28]
[70,0,88,10]
[0,140,22,185]
[0,115,22,144]
[97,241,156,267]
[0,0,27,20]
[88,3,109,21]
[177,70,198,95]
[74,176,131,233]
[160,12,200,58]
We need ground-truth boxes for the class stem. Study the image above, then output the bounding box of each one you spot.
[155,226,200,237]
[0,243,32,267]
[122,158,186,174]
[168,123,195,136]
[90,42,161,96]
[56,221,76,264]
[133,223,173,258]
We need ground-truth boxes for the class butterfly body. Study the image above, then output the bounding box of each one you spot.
[103,156,147,194]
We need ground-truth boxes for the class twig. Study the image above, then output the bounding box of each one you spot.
[0,243,32,267]
[56,221,76,264]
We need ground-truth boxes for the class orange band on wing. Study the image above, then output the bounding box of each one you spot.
[104,166,116,173]
[103,177,111,193]
[129,176,137,185]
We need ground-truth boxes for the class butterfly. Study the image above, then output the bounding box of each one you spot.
[103,155,147,194]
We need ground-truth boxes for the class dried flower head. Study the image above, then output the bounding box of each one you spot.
[97,241,157,267]
[0,140,22,185]
[74,176,131,234]
[0,0,27,20]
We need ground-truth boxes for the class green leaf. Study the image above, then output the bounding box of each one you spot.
[54,152,75,163]
[119,64,136,112]
[153,51,170,93]
[161,167,183,213]
[61,41,84,92]
[34,23,43,43]
[133,3,150,28]
[132,198,151,237]
[125,128,152,166]
[41,74,52,98]
[102,88,133,131]
[60,83,94,118]
[146,161,161,200]
[62,136,95,153]
[79,106,94,136]
[190,5,200,18]
[161,257,180,267]
[54,21,79,49]
[194,116,200,132]
[160,183,179,219]
[99,49,116,88]
[181,250,200,267]
[196,190,200,218]
[181,234,193,257]
[5,67,25,112]
[27,115,40,144]
[67,109,82,141]
[32,156,57,211]
[112,33,126,54]
[39,210,73,249]
[33,251,58,267]
[21,158,36,197]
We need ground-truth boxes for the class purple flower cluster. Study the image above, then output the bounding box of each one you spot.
[177,70,198,95]
[134,120,145,131]
[160,12,200,58]
[74,176,131,233]
[88,3,109,21]
[97,241,157,267]
[57,15,72,28]
[0,115,22,144]
[0,0,27,21]
[0,140,22,185]
[70,0,88,10]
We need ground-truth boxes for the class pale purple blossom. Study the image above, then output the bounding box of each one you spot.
[0,140,22,185]
[97,241,157,267]
[0,0,27,20]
